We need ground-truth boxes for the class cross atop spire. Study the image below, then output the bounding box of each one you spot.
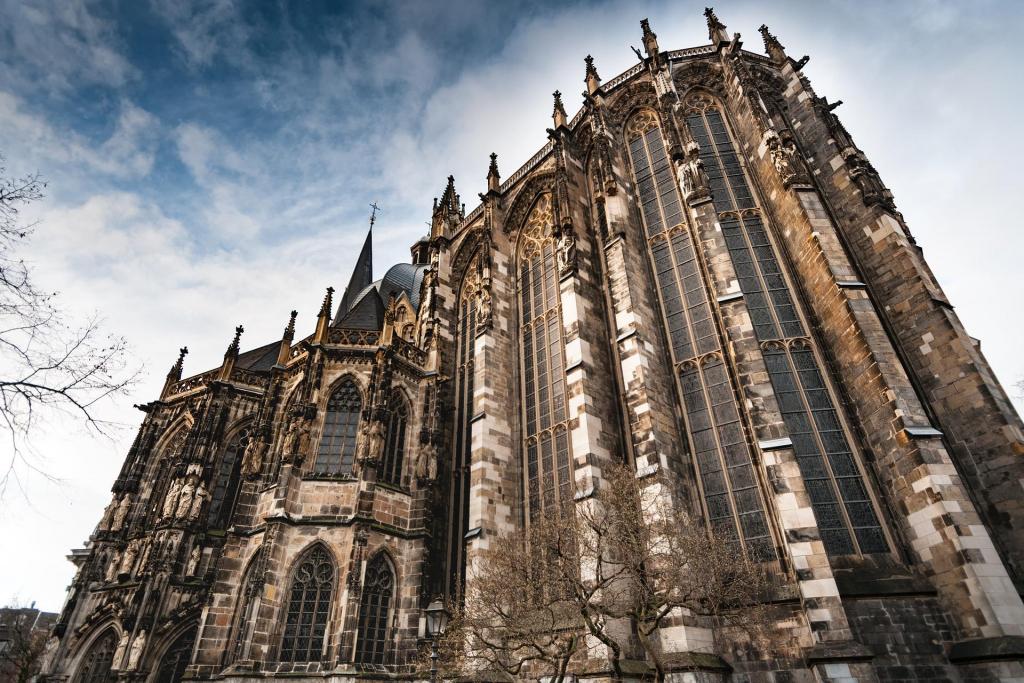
[552,90,568,129]
[704,7,730,45]
[584,55,601,95]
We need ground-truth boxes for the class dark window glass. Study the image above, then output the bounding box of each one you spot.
[314,380,362,475]
[279,546,334,662]
[380,391,409,487]
[355,554,395,666]
[74,630,117,683]
[208,432,245,528]
[154,628,197,683]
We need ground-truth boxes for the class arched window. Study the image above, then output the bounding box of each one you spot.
[624,108,776,561]
[313,380,362,476]
[207,427,248,528]
[229,549,264,664]
[146,421,190,524]
[517,193,572,522]
[279,545,334,662]
[447,250,480,600]
[682,95,888,556]
[379,390,408,487]
[355,554,395,666]
[73,629,117,683]
[153,628,196,683]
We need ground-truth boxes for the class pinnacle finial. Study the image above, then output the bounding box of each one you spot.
[584,55,601,94]
[168,346,188,379]
[704,7,729,44]
[487,153,500,193]
[176,346,188,367]
[552,90,568,128]
[284,310,297,339]
[320,287,335,317]
[640,18,659,58]
[227,325,244,356]
[759,24,787,64]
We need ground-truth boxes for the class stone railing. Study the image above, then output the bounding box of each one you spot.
[229,367,270,390]
[166,369,218,397]
[391,336,427,366]
[327,328,381,346]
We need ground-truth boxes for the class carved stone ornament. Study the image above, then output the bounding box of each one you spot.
[765,129,810,188]
[185,545,201,576]
[187,482,208,522]
[283,417,311,466]
[366,419,386,463]
[174,481,195,520]
[241,434,268,479]
[556,227,578,276]
[111,493,131,531]
[112,630,130,670]
[679,142,712,205]
[162,479,182,520]
[477,284,493,329]
[415,441,438,484]
[126,629,146,670]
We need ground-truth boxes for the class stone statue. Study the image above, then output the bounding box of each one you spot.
[679,145,710,203]
[478,287,492,327]
[415,442,438,483]
[126,629,146,670]
[105,551,120,582]
[111,494,131,531]
[112,630,130,670]
[99,495,117,530]
[241,436,268,478]
[766,130,806,187]
[175,481,195,520]
[186,545,201,576]
[162,479,182,519]
[188,482,208,522]
[284,419,310,464]
[367,420,386,463]
[119,539,139,576]
[556,228,577,275]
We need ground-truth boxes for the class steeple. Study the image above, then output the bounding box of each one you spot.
[552,91,568,129]
[486,153,500,194]
[277,310,297,366]
[431,175,464,238]
[219,325,243,380]
[584,55,601,95]
[759,24,787,65]
[161,346,188,398]
[335,223,374,322]
[704,7,731,46]
[315,287,334,343]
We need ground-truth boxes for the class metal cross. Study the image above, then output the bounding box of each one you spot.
[369,202,381,228]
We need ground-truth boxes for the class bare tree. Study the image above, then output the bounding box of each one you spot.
[0,156,138,493]
[436,463,770,682]
[0,605,49,683]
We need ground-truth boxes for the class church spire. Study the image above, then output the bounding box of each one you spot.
[704,7,731,46]
[335,219,374,322]
[277,310,297,366]
[219,325,244,380]
[315,287,334,344]
[552,91,568,129]
[584,55,601,95]
[431,175,463,238]
[759,24,787,65]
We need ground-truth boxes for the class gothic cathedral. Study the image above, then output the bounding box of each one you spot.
[41,11,1024,683]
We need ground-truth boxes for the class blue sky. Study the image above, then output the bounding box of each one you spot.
[1,0,1022,610]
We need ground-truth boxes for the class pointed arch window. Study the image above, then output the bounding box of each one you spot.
[229,549,264,664]
[355,554,395,666]
[518,194,572,522]
[280,545,334,662]
[379,390,409,487]
[683,97,888,556]
[207,427,248,528]
[153,628,196,683]
[147,422,190,525]
[447,250,480,600]
[73,629,117,683]
[314,380,362,475]
[624,109,776,561]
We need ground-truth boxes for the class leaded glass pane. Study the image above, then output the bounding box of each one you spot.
[74,630,117,683]
[313,381,362,475]
[355,554,394,665]
[280,546,333,662]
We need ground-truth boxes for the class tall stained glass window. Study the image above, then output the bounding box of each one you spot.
[313,380,362,476]
[684,96,888,556]
[625,110,776,561]
[208,428,247,528]
[379,390,408,487]
[355,554,395,665]
[153,628,196,683]
[448,254,478,599]
[518,194,572,521]
[279,546,334,662]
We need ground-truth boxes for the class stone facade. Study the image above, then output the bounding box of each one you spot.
[41,10,1024,683]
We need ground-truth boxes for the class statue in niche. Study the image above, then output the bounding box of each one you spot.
[162,479,182,520]
[111,494,131,531]
[187,482,208,522]
[185,546,201,576]
[174,481,195,520]
[556,228,577,275]
[99,495,117,530]
[415,442,438,483]
[283,418,311,465]
[105,551,120,582]
[119,540,140,576]
[112,630,130,670]
[241,435,268,478]
[126,629,146,670]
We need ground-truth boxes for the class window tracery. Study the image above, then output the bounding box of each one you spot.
[683,97,888,555]
[207,426,248,529]
[73,629,117,683]
[518,194,573,521]
[279,545,334,663]
[153,628,196,683]
[379,390,408,487]
[313,380,362,476]
[625,108,776,561]
[355,553,394,665]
